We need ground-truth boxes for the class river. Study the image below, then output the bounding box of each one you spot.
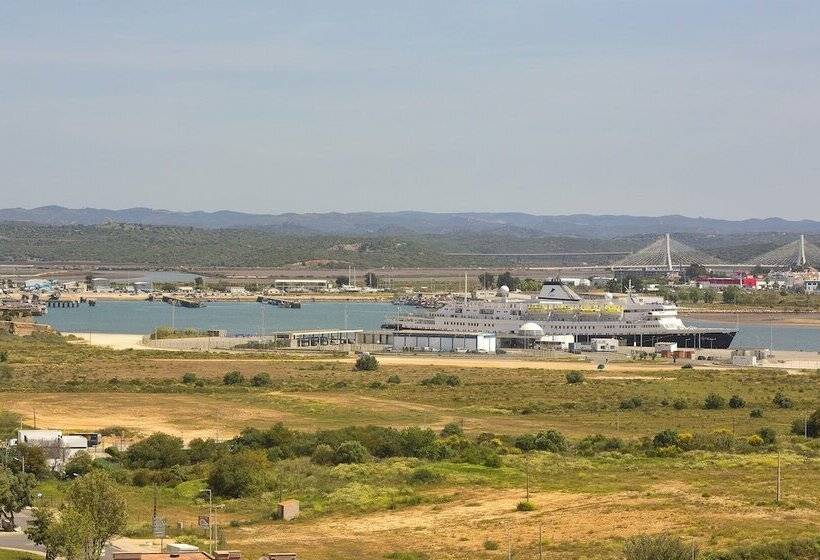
[36,300,820,351]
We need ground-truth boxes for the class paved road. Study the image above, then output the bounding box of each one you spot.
[0,509,45,555]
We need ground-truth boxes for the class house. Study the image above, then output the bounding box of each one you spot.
[91,277,113,292]
[590,338,619,352]
[10,429,88,470]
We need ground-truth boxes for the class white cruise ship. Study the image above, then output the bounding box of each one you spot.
[384,280,737,349]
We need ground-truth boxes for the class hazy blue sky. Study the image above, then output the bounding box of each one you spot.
[2,2,819,219]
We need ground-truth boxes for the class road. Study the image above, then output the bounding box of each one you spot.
[0,509,45,555]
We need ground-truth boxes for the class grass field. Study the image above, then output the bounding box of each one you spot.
[0,550,42,560]
[1,333,819,559]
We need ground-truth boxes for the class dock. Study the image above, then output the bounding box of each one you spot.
[257,296,302,309]
[161,295,206,308]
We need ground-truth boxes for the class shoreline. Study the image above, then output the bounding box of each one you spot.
[680,311,820,326]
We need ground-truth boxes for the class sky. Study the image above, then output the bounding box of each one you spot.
[1,2,819,220]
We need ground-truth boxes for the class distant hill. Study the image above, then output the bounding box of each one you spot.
[1,206,818,237]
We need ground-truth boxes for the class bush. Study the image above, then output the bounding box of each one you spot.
[516,500,536,511]
[681,363,693,369]
[514,430,568,453]
[409,467,442,484]
[355,354,379,371]
[0,350,7,362]
[483,453,502,468]
[577,434,625,455]
[181,372,197,384]
[223,371,245,385]
[484,540,499,551]
[619,396,643,410]
[623,534,692,560]
[387,374,401,384]
[757,427,777,445]
[746,434,764,447]
[334,441,370,464]
[672,399,687,410]
[772,391,793,409]
[251,372,272,387]
[653,429,679,448]
[750,408,763,418]
[565,371,585,384]
[420,373,460,387]
[440,422,463,437]
[703,537,820,560]
[367,381,385,389]
[597,363,605,370]
[704,393,726,410]
[310,444,335,465]
[728,395,745,409]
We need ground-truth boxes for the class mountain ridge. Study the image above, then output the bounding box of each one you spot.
[1,206,818,237]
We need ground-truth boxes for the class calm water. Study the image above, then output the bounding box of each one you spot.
[37,301,820,351]
[39,300,409,336]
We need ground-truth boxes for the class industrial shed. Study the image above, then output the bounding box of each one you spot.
[392,331,496,353]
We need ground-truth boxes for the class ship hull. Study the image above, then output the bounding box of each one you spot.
[573,330,737,349]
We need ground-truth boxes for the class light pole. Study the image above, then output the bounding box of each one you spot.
[201,489,213,555]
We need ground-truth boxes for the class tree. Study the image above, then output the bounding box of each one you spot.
[363,272,378,288]
[478,273,494,290]
[0,466,35,531]
[11,444,49,479]
[623,534,692,560]
[64,451,94,478]
[25,504,62,560]
[125,433,188,469]
[703,288,717,303]
[653,429,679,448]
[62,471,127,560]
[355,354,379,371]
[194,276,204,288]
[335,275,349,287]
[208,450,269,498]
[496,272,520,290]
[685,263,708,280]
[772,391,793,409]
[0,410,21,441]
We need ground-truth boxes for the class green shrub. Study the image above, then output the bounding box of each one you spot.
[420,373,460,387]
[704,393,726,410]
[409,467,442,484]
[367,380,386,389]
[516,500,536,511]
[440,422,463,437]
[208,450,270,498]
[597,363,605,370]
[483,453,502,468]
[577,434,625,455]
[251,372,272,387]
[223,371,244,385]
[750,408,763,418]
[653,429,679,448]
[125,433,188,469]
[310,444,335,465]
[619,396,643,410]
[757,427,777,445]
[772,390,793,409]
[484,540,499,551]
[565,371,585,384]
[387,374,401,384]
[355,354,379,371]
[681,363,693,369]
[334,440,370,464]
[746,434,764,447]
[672,399,687,410]
[181,372,197,384]
[514,430,568,452]
[0,350,7,362]
[728,395,745,409]
[623,534,691,560]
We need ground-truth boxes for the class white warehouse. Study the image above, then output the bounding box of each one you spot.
[392,330,496,353]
